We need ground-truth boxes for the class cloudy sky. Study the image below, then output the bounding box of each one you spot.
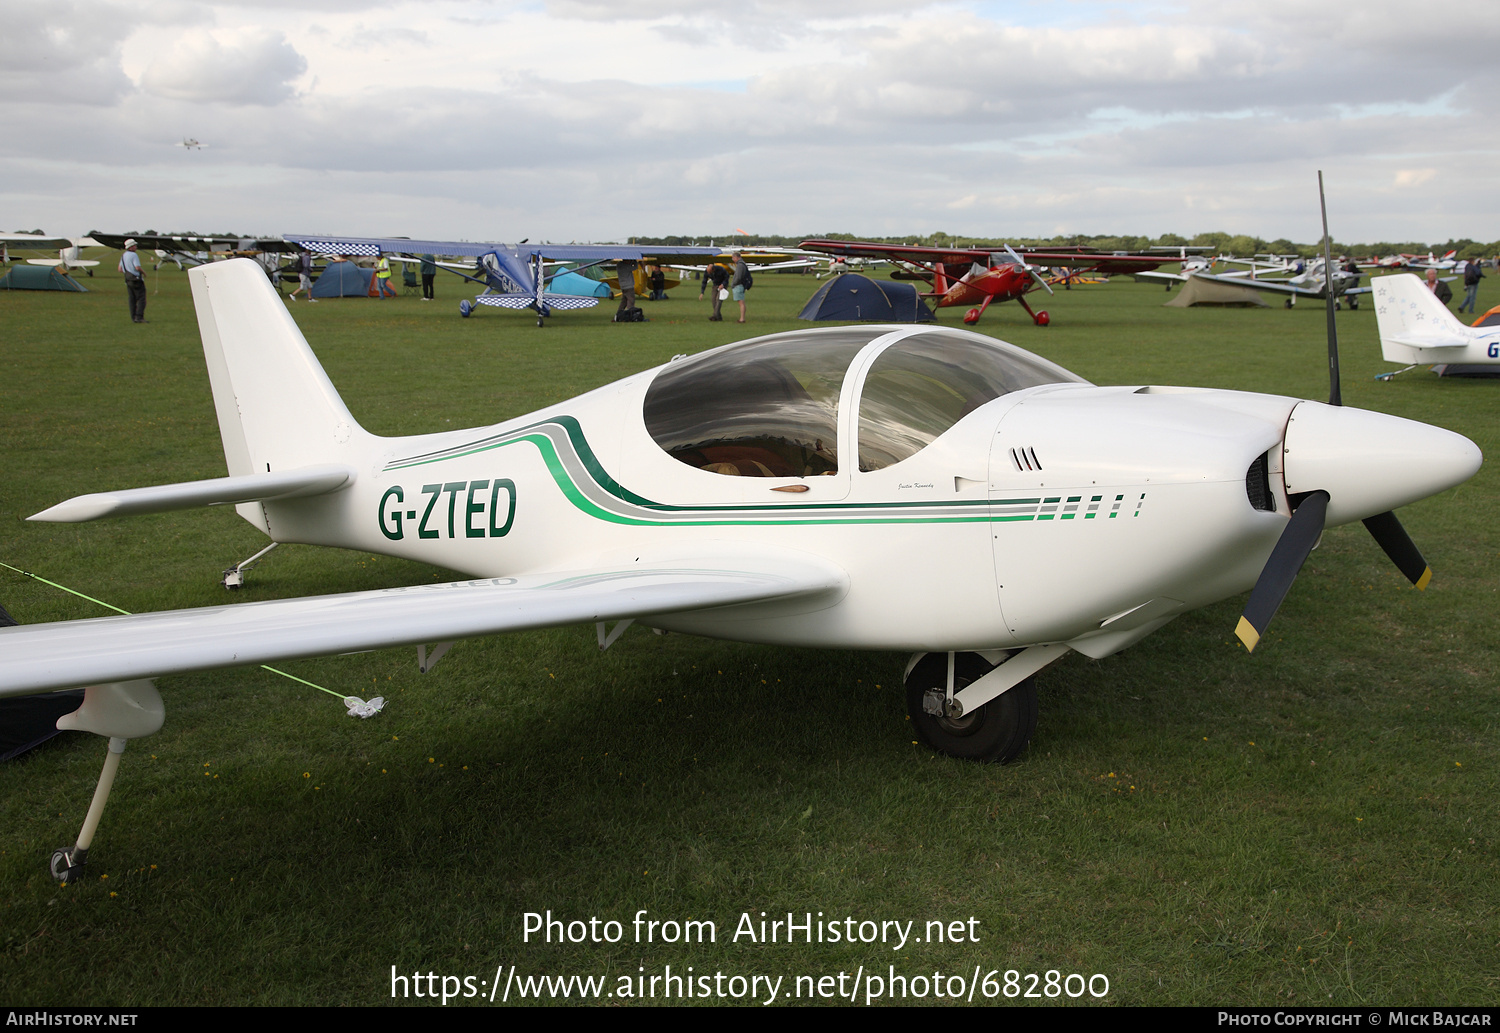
[3,0,1496,245]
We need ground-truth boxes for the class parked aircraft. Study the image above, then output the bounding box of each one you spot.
[1,257,1480,880]
[1175,255,1370,309]
[286,234,726,325]
[1,234,99,275]
[800,240,1178,325]
[1373,272,1500,379]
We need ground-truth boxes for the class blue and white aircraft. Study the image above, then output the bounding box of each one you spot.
[285,234,726,326]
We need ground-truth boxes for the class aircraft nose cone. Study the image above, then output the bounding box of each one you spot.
[1282,401,1481,525]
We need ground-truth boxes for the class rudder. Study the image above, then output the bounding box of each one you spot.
[1373,272,1473,362]
[190,259,368,530]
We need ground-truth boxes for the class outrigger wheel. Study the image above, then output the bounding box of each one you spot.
[905,652,1038,764]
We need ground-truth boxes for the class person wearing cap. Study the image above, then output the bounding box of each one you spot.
[119,239,147,323]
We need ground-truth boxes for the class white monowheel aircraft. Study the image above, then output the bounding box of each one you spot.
[0,258,1482,882]
[1373,271,1500,378]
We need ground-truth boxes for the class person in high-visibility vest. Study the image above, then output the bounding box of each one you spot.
[375,255,392,298]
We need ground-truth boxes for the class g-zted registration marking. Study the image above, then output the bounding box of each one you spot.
[379,480,517,541]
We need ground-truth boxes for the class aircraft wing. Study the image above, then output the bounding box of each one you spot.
[1186,272,1321,297]
[285,234,726,265]
[91,233,297,255]
[0,234,75,251]
[800,239,994,267]
[800,239,1175,276]
[0,547,846,699]
[996,250,1177,275]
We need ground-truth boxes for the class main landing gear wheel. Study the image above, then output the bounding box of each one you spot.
[905,652,1038,764]
[963,307,982,325]
[1033,310,1050,326]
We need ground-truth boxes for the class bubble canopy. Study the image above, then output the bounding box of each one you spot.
[642,326,1087,478]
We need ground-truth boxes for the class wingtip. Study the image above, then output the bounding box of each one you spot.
[1235,616,1261,653]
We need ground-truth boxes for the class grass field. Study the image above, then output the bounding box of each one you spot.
[1,261,1495,1007]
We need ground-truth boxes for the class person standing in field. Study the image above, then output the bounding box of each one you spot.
[120,239,146,323]
[420,254,437,301]
[730,255,752,323]
[1459,259,1483,315]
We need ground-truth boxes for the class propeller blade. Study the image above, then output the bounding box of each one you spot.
[1003,244,1054,295]
[1362,510,1432,589]
[1236,490,1330,652]
[1318,171,1342,406]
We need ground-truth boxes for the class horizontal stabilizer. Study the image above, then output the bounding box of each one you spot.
[0,548,846,697]
[28,464,355,523]
[473,294,600,310]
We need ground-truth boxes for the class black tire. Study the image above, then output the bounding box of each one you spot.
[905,652,1037,764]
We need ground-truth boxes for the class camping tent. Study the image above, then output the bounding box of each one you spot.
[311,260,396,298]
[0,265,86,291]
[798,273,933,322]
[548,270,612,298]
[1164,275,1269,308]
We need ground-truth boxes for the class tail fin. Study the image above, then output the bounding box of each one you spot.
[190,258,369,530]
[1372,272,1473,363]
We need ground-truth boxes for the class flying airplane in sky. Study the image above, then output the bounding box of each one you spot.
[799,240,1179,325]
[0,257,1480,881]
[1373,271,1500,379]
[178,138,207,150]
[285,234,727,326]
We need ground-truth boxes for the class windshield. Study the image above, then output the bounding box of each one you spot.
[857,330,1087,471]
[643,329,888,477]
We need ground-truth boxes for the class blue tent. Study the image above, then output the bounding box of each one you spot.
[547,270,612,298]
[798,273,933,322]
[0,265,86,291]
[312,260,396,298]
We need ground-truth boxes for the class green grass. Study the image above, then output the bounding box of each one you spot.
[0,263,1495,1006]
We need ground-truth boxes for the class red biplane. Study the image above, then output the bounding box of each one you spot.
[799,240,1179,326]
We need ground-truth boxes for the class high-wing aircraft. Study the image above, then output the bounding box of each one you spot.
[285,234,726,326]
[91,232,298,278]
[1173,255,1368,309]
[0,233,99,274]
[799,240,1179,325]
[1373,271,1500,379]
[0,257,1481,880]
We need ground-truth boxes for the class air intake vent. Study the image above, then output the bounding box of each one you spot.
[1010,447,1043,472]
[1245,452,1275,512]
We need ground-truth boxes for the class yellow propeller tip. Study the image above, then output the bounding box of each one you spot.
[1415,567,1432,591]
[1235,616,1261,652]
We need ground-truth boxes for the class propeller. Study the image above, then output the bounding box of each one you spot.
[1235,491,1328,652]
[1004,244,1054,296]
[1234,173,1434,652]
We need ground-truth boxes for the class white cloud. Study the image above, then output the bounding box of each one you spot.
[139,27,307,105]
[0,0,135,104]
[2,0,1498,244]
